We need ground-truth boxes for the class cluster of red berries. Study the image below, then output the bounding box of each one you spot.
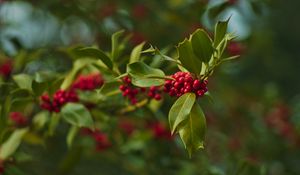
[0,60,12,78]
[164,72,208,98]
[72,73,104,91]
[147,86,162,100]
[227,41,245,56]
[119,76,140,104]
[81,128,111,151]
[118,120,136,136]
[9,112,27,126]
[265,104,300,145]
[40,90,78,113]
[148,122,173,140]
[119,76,162,104]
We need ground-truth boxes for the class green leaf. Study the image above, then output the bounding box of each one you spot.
[23,132,44,145]
[32,111,49,130]
[216,33,236,57]
[221,55,240,62]
[34,71,58,83]
[60,70,78,90]
[13,74,33,91]
[191,29,214,63]
[141,45,156,54]
[77,91,103,103]
[74,47,113,70]
[169,93,196,134]
[179,103,206,157]
[47,113,61,136]
[99,80,122,96]
[67,126,79,147]
[130,42,145,63]
[177,39,202,75]
[214,19,230,47]
[111,30,125,61]
[0,128,29,160]
[61,103,94,129]
[127,62,166,87]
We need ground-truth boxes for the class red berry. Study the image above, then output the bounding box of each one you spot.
[131,98,137,104]
[148,91,154,98]
[140,87,146,92]
[132,89,139,95]
[123,76,131,84]
[149,86,156,92]
[9,112,27,126]
[197,90,205,97]
[193,80,201,90]
[178,77,185,83]
[0,60,12,78]
[169,90,176,96]
[154,94,161,100]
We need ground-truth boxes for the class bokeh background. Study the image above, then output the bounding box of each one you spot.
[1,0,300,175]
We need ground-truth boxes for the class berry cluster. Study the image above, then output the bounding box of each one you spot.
[119,76,162,104]
[147,86,162,100]
[72,73,104,91]
[164,72,208,97]
[118,120,135,136]
[0,60,12,78]
[40,90,78,113]
[119,76,140,104]
[265,104,300,145]
[148,122,173,140]
[9,112,27,126]
[81,128,111,151]
[227,41,244,56]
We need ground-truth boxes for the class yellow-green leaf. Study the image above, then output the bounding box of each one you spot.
[177,39,202,75]
[191,29,214,63]
[179,102,206,157]
[61,103,94,129]
[0,128,29,160]
[130,42,145,63]
[13,74,33,91]
[169,93,196,134]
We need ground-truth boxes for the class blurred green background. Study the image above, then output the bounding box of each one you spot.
[1,0,300,175]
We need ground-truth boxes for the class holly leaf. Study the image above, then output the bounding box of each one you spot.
[177,39,202,75]
[130,42,145,63]
[111,30,125,61]
[99,80,122,96]
[127,62,166,87]
[61,103,94,129]
[169,93,196,134]
[179,102,206,157]
[74,47,113,70]
[0,128,29,160]
[13,74,33,92]
[214,19,230,47]
[67,126,79,147]
[191,29,214,63]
